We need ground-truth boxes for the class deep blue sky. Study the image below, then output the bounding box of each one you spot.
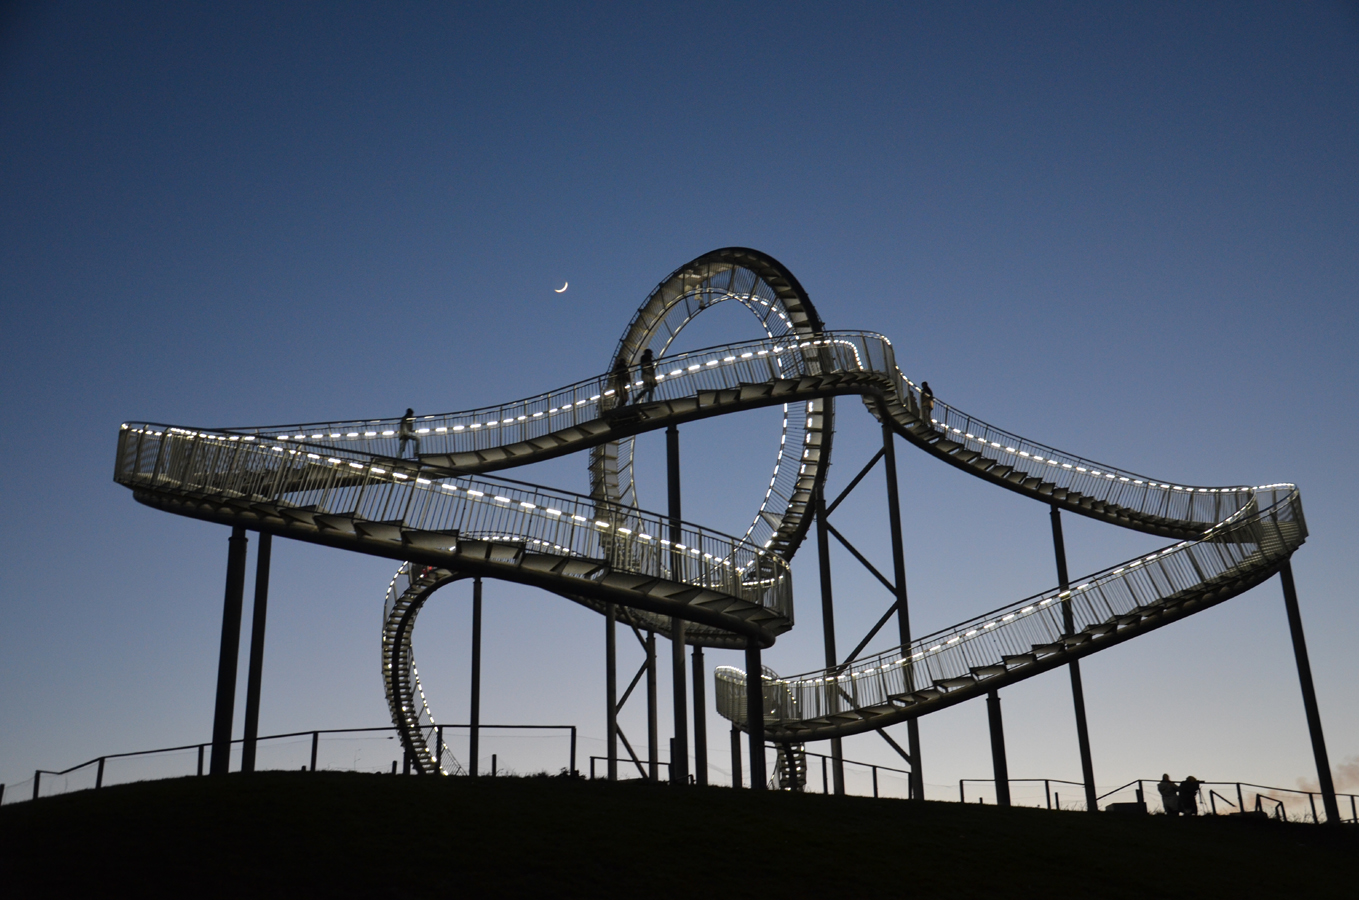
[3,2,1356,804]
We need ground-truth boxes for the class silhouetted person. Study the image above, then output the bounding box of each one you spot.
[398,408,420,459]
[1178,776,1201,817]
[920,381,935,424]
[608,357,630,409]
[637,348,658,404]
[1157,774,1180,816]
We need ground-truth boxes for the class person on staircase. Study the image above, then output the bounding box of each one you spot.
[1157,774,1180,815]
[1177,776,1201,816]
[920,381,935,426]
[398,408,421,459]
[636,348,658,404]
[607,357,631,409]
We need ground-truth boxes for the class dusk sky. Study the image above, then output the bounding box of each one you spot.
[3,2,1357,806]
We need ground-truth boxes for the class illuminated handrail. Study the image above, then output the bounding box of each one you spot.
[115,424,793,618]
[209,331,1264,535]
[714,486,1304,732]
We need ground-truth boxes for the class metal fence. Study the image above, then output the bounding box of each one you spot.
[1,724,577,806]
[959,777,1359,824]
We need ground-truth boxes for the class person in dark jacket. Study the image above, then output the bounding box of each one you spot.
[1177,776,1201,816]
[636,348,658,404]
[920,380,935,424]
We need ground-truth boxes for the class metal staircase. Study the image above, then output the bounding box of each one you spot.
[113,247,1305,770]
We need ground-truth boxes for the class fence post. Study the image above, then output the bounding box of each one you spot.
[435,726,443,773]
[197,745,204,776]
[1310,793,1319,824]
[1237,783,1244,815]
[1045,780,1052,810]
[959,780,964,804]
[32,771,40,801]
[492,753,497,777]
[310,732,319,772]
[570,726,577,776]
[872,766,879,798]
[96,757,106,789]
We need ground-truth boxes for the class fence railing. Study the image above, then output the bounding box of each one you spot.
[715,485,1302,731]
[958,777,1359,824]
[1,723,577,806]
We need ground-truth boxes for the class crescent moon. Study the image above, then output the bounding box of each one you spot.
[555,282,569,293]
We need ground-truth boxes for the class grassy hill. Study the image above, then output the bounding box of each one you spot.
[2,772,1355,898]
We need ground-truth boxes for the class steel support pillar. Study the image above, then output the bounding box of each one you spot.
[745,642,766,790]
[210,526,248,776]
[469,576,483,777]
[1050,506,1098,812]
[606,603,618,782]
[881,421,923,800]
[1280,561,1340,824]
[241,531,271,773]
[667,424,688,784]
[815,488,846,795]
[646,630,658,781]
[986,690,1011,807]
[692,646,708,786]
[730,725,742,789]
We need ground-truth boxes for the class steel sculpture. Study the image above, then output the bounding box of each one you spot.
[113,248,1336,821]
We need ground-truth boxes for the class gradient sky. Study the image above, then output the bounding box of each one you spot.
[3,2,1357,806]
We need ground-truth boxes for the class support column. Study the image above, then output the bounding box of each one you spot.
[815,488,846,795]
[745,642,766,790]
[987,690,1011,807]
[606,603,618,782]
[210,526,248,776]
[881,421,923,801]
[646,630,658,781]
[241,531,272,773]
[469,576,483,777]
[730,725,743,789]
[667,424,688,785]
[1280,561,1340,824]
[692,646,708,786]
[1050,506,1098,812]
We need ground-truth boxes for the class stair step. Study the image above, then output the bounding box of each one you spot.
[934,439,962,453]
[1021,477,1043,489]
[1037,482,1057,494]
[1002,653,1037,667]
[971,664,1008,678]
[1031,642,1064,656]
[953,449,982,464]
[989,465,1014,478]
[935,675,977,691]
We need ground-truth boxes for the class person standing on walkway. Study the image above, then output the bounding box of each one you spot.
[1178,776,1201,817]
[637,348,658,404]
[398,408,420,459]
[920,381,935,424]
[1157,774,1180,816]
[608,357,630,409]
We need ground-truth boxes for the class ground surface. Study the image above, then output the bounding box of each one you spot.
[1,772,1355,898]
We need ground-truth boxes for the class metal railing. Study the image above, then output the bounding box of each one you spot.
[714,486,1303,730]
[1,723,578,806]
[959,777,1359,824]
[115,423,792,621]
